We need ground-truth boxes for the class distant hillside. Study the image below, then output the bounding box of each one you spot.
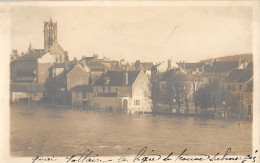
[200,54,253,63]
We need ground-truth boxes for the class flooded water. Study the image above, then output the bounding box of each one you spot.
[10,105,252,157]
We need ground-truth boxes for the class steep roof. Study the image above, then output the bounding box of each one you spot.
[204,61,238,73]
[66,62,89,74]
[94,70,141,86]
[71,85,93,92]
[246,62,253,69]
[222,69,253,83]
[236,69,253,83]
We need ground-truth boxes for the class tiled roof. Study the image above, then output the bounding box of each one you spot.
[71,85,93,92]
[94,70,141,86]
[222,69,253,83]
[204,61,238,73]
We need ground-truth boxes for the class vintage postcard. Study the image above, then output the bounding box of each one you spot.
[0,1,259,163]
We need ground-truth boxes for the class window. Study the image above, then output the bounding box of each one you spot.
[248,105,251,115]
[134,100,140,106]
[103,86,105,92]
[76,92,78,98]
[239,84,242,91]
[108,86,111,92]
[83,92,86,99]
[116,88,118,92]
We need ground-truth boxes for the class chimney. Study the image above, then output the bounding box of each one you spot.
[135,60,141,70]
[123,71,128,85]
[93,54,98,62]
[210,58,213,66]
[167,59,171,70]
[73,57,77,63]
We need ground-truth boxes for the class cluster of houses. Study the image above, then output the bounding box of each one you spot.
[10,19,254,116]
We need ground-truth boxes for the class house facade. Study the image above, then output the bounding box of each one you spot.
[66,62,90,91]
[91,70,152,113]
[221,68,253,116]
[71,85,93,107]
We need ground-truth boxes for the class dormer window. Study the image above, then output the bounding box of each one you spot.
[104,77,110,85]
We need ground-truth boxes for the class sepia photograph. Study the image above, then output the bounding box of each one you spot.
[0,1,260,163]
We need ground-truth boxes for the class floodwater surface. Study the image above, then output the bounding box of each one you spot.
[10,105,252,157]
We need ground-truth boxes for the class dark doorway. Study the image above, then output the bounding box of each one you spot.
[123,99,128,113]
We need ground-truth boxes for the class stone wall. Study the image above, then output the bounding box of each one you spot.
[67,66,90,91]
[38,63,52,84]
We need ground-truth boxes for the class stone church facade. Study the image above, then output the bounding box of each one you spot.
[10,18,69,84]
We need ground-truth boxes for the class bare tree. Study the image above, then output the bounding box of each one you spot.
[165,71,187,113]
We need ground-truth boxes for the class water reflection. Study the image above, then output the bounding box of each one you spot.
[10,105,252,157]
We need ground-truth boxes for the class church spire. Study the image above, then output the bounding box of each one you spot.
[28,42,33,51]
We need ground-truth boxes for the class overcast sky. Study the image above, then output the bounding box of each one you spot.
[10,6,252,63]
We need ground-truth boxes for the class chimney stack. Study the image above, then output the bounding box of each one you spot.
[93,54,98,62]
[210,58,213,66]
[135,60,141,70]
[167,59,171,70]
[123,71,128,85]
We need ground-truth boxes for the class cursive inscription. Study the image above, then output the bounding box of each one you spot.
[31,147,258,163]
[32,156,57,163]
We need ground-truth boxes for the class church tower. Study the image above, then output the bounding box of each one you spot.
[44,18,57,52]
